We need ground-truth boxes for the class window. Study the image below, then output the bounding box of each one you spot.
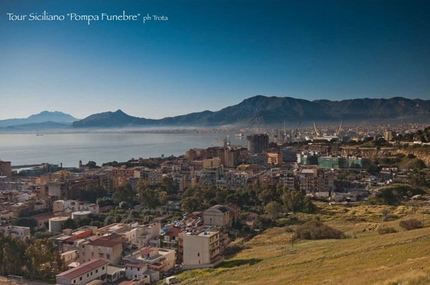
[96,269,98,273]
[80,277,82,281]
[197,252,200,257]
[102,266,105,270]
[107,254,110,259]
[73,280,76,284]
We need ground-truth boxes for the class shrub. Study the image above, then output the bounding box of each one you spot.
[377,226,397,234]
[295,220,344,240]
[399,219,423,230]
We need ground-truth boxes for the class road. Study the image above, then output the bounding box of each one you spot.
[0,276,49,285]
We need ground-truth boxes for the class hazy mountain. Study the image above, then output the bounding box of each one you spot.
[71,96,430,128]
[0,111,78,127]
[71,109,156,128]
[2,121,70,130]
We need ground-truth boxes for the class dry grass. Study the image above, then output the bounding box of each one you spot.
[174,204,430,285]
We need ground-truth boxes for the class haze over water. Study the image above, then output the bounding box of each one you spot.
[0,132,246,168]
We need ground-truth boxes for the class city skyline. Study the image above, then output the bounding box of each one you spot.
[1,0,429,120]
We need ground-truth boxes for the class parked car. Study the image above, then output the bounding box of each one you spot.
[166,276,180,284]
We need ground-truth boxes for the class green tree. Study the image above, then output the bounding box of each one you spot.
[61,218,77,230]
[112,184,135,205]
[137,181,160,209]
[25,238,64,280]
[264,201,283,220]
[12,217,38,234]
[161,177,179,194]
[182,196,201,213]
[159,191,169,206]
[282,190,315,213]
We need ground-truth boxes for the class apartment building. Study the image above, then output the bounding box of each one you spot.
[182,230,224,269]
[79,238,123,265]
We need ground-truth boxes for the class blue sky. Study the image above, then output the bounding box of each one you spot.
[0,0,429,120]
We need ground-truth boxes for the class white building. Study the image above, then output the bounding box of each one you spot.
[53,200,99,216]
[56,258,109,285]
[122,247,175,280]
[0,225,31,240]
[124,263,151,283]
[182,230,224,269]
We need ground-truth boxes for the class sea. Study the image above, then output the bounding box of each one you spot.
[0,131,247,168]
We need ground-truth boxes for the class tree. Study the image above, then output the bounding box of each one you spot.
[283,190,304,212]
[112,184,135,205]
[264,201,283,220]
[159,191,169,206]
[25,238,64,280]
[85,161,99,168]
[137,181,160,209]
[61,218,77,230]
[282,190,316,213]
[181,196,201,213]
[12,217,38,234]
[161,177,179,194]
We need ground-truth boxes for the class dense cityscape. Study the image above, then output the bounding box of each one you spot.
[0,122,429,284]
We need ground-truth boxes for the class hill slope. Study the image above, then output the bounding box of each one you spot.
[174,204,430,285]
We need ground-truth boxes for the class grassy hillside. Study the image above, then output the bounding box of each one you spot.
[173,203,430,285]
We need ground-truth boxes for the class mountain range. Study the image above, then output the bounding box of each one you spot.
[0,111,78,129]
[72,96,430,128]
[1,96,429,130]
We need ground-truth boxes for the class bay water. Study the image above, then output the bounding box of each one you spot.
[0,131,246,168]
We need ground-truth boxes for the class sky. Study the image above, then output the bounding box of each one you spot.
[0,0,429,120]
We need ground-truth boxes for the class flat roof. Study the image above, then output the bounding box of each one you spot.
[88,239,122,247]
[125,263,146,268]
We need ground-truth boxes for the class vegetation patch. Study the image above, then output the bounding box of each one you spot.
[294,220,344,240]
[399,219,423,231]
[377,226,397,235]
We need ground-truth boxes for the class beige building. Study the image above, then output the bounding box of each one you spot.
[61,250,79,266]
[0,160,12,177]
[267,152,283,166]
[135,222,161,247]
[203,205,231,228]
[202,157,221,169]
[79,238,123,265]
[182,230,223,269]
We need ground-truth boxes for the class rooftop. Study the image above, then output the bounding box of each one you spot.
[56,258,108,279]
[87,239,122,247]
